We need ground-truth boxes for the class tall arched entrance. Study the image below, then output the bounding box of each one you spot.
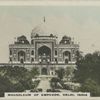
[63,51,71,63]
[38,46,51,63]
[18,51,25,63]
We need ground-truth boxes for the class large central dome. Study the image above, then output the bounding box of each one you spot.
[31,21,56,38]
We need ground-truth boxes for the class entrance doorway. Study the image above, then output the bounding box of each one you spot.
[38,46,51,63]
[18,51,25,63]
[41,68,48,75]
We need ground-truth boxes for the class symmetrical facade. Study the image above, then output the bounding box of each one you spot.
[9,27,79,76]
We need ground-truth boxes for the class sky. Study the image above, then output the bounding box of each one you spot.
[0,6,100,62]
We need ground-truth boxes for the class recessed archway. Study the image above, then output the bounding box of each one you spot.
[63,51,71,61]
[38,45,51,56]
[38,46,51,62]
[41,68,48,75]
[18,51,26,63]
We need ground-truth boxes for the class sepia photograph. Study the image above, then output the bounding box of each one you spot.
[0,1,100,99]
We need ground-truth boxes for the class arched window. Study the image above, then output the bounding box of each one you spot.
[10,57,12,62]
[38,46,51,56]
[18,51,25,62]
[31,50,34,55]
[10,50,12,55]
[31,58,34,62]
[21,52,24,56]
[55,58,57,62]
[63,51,71,61]
[64,51,69,56]
[55,50,57,55]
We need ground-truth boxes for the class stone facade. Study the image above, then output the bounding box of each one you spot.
[9,29,79,76]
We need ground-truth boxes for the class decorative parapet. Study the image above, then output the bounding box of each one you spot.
[9,44,34,48]
[59,44,79,49]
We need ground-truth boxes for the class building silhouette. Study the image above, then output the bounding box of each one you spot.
[9,22,79,77]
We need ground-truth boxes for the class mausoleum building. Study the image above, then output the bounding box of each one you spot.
[9,25,79,76]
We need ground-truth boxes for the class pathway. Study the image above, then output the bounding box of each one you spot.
[37,77,51,92]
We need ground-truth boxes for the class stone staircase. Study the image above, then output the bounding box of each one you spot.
[37,76,51,92]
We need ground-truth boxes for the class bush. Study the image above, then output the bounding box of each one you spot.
[0,76,14,97]
[32,80,40,89]
[79,78,100,96]
[50,77,64,89]
[13,82,25,92]
[0,66,39,97]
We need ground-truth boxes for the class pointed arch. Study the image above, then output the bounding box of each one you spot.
[18,51,26,63]
[63,51,71,61]
[38,45,51,56]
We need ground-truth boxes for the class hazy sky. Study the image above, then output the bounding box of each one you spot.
[0,6,100,62]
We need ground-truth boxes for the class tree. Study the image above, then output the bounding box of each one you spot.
[19,78,33,90]
[65,66,75,81]
[74,51,100,83]
[74,51,100,96]
[56,68,65,80]
[30,67,39,78]
[50,77,60,89]
[0,76,14,97]
[75,50,83,62]
[80,78,100,96]
[0,66,36,97]
[4,66,28,82]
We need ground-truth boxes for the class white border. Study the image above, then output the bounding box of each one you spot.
[0,1,100,6]
[0,0,100,100]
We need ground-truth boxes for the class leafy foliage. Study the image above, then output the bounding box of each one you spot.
[74,51,100,96]
[0,76,13,97]
[30,67,39,78]
[50,77,61,89]
[80,78,100,96]
[56,68,65,79]
[74,52,100,83]
[0,66,39,97]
